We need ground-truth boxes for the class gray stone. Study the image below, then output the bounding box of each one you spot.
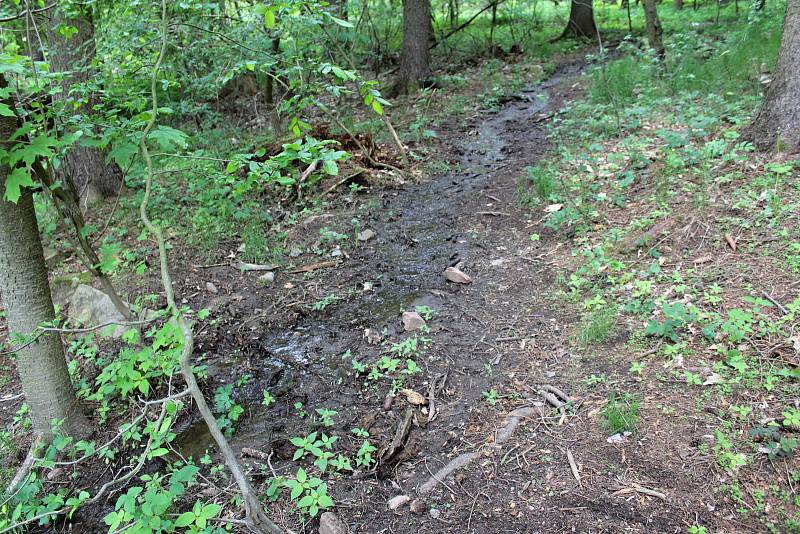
[258,272,275,285]
[205,282,218,293]
[318,511,348,534]
[358,229,376,242]
[67,284,128,337]
[410,499,427,514]
[50,272,93,308]
[401,311,426,332]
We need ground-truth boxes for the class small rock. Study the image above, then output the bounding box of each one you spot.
[363,328,382,345]
[443,266,472,284]
[205,282,218,293]
[258,272,275,285]
[388,494,411,510]
[319,511,348,534]
[544,203,563,213]
[383,394,394,411]
[289,246,303,258]
[490,258,505,267]
[410,499,427,514]
[401,311,426,332]
[330,246,343,258]
[358,229,376,242]
[429,508,441,520]
[47,467,63,481]
[606,431,632,444]
[67,284,129,338]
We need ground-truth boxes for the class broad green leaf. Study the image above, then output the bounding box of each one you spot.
[3,167,33,203]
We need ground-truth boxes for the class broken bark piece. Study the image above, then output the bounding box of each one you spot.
[400,388,427,406]
[388,495,411,510]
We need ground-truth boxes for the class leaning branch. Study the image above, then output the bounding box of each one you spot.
[431,0,505,49]
[138,2,284,533]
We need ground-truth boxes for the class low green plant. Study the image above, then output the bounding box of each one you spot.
[601,393,640,435]
[283,468,334,518]
[483,389,499,405]
[579,307,617,346]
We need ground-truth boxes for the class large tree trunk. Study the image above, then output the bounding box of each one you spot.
[559,0,599,40]
[392,0,432,95]
[0,100,90,440]
[46,6,121,209]
[745,0,800,152]
[643,0,665,59]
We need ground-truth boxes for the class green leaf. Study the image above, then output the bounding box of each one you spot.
[175,512,195,527]
[297,495,315,508]
[264,9,276,29]
[0,102,15,117]
[322,159,338,176]
[290,484,303,500]
[108,142,138,167]
[201,503,221,519]
[329,16,353,27]
[3,167,34,203]
[296,468,307,483]
[149,125,188,151]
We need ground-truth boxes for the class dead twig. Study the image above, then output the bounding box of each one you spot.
[287,260,340,274]
[566,449,581,485]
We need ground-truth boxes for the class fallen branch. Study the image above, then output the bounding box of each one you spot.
[314,168,366,200]
[418,452,478,495]
[287,260,340,274]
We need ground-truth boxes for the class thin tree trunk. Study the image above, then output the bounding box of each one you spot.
[558,0,599,39]
[745,0,800,151]
[448,0,459,28]
[392,0,432,95]
[675,0,684,10]
[643,0,665,59]
[0,95,90,440]
[46,6,121,209]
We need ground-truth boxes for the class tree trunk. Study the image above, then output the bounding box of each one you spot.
[745,0,800,152]
[392,0,432,95]
[643,0,665,59]
[0,100,90,440]
[46,6,121,209]
[559,0,599,40]
[675,0,684,10]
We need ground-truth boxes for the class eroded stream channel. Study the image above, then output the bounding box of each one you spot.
[170,61,587,533]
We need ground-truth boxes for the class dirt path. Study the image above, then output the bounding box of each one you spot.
[167,60,709,533]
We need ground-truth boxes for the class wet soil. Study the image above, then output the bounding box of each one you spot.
[3,56,739,533]
[164,58,717,533]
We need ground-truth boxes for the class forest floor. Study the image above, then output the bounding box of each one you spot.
[1,47,798,533]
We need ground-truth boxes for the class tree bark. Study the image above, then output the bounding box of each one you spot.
[643,0,665,59]
[559,0,599,40]
[0,98,90,440]
[674,0,684,10]
[392,0,432,95]
[745,0,800,152]
[46,5,121,208]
